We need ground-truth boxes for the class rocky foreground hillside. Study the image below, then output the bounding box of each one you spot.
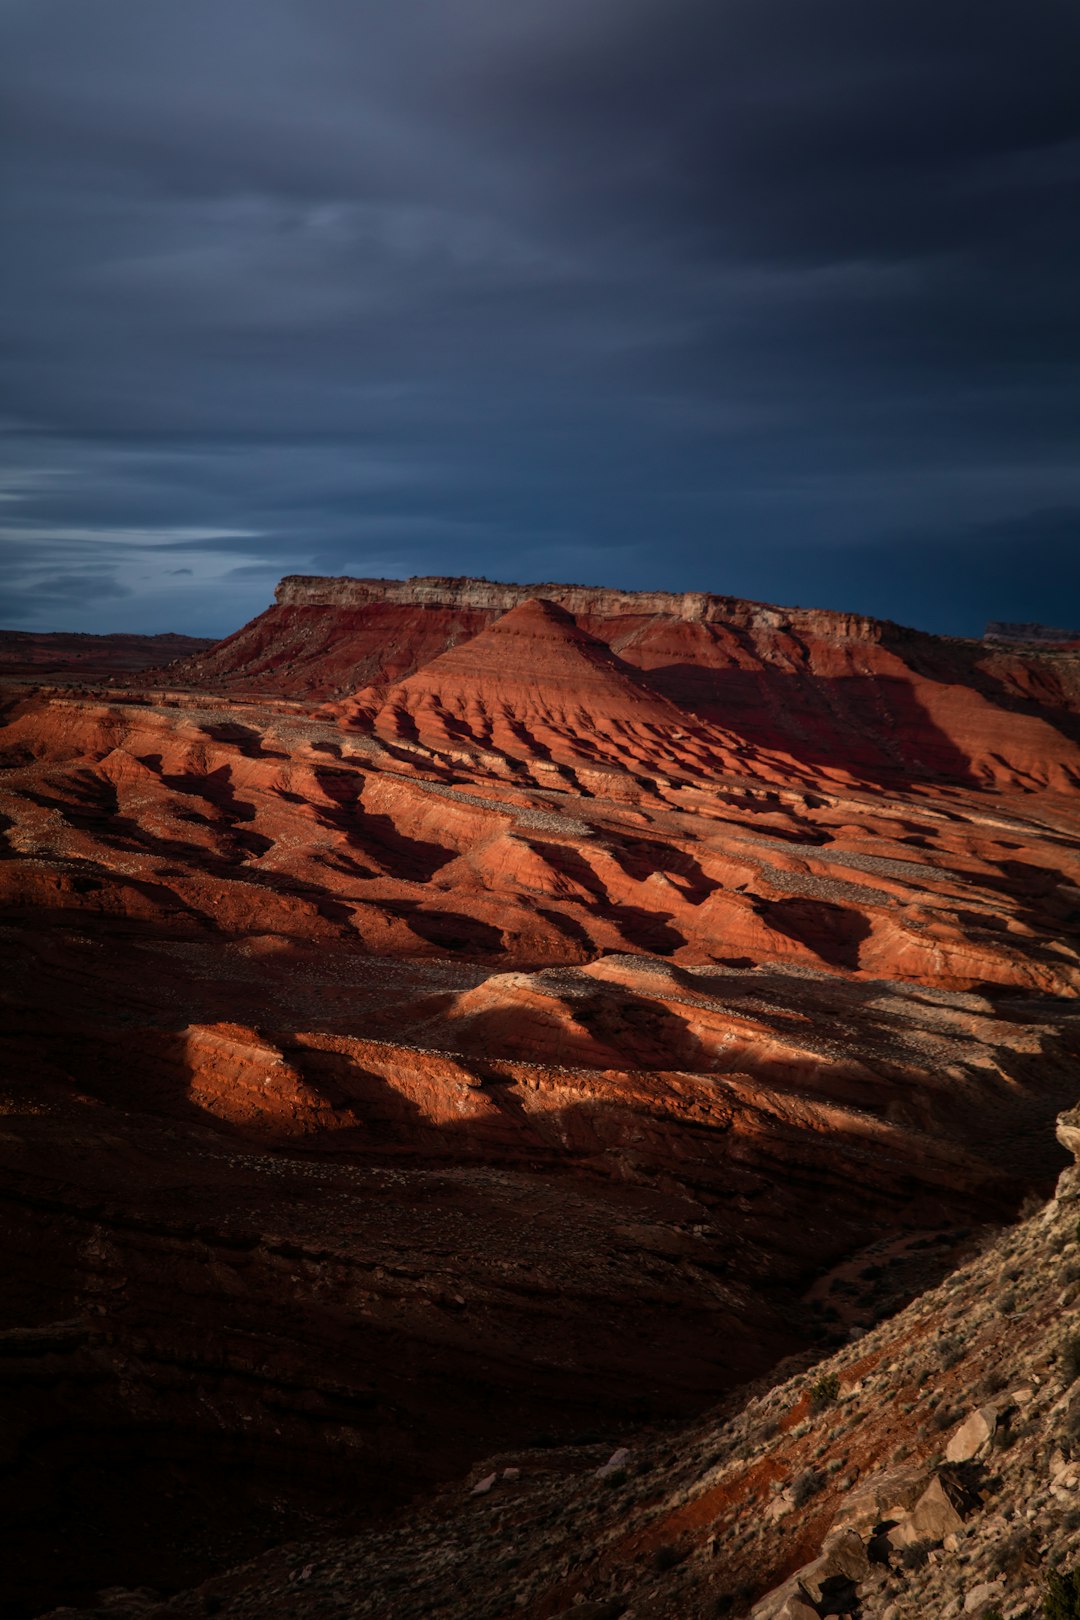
[38,1105,1080,1620]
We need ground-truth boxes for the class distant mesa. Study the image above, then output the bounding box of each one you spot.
[984,619,1080,646]
[0,628,214,680]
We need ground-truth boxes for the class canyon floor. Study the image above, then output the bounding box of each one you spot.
[2,580,1080,1619]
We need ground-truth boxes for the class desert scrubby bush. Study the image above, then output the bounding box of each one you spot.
[988,1526,1037,1576]
[938,1334,965,1369]
[809,1371,841,1413]
[791,1468,823,1508]
[1061,1334,1080,1389]
[1044,1564,1080,1620]
[980,1365,1010,1397]
[1060,1400,1080,1459]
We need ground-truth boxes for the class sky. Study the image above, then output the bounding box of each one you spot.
[1,0,1078,640]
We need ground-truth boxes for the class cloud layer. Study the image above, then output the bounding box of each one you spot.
[2,0,1078,635]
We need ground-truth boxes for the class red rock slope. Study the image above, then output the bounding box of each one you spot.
[3,577,1080,1615]
[337,596,735,777]
[164,574,1080,791]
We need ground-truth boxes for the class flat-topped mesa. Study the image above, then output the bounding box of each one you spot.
[161,571,1080,790]
[985,620,1080,646]
[273,573,899,642]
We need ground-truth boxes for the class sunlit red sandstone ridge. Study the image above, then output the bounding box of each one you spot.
[3,576,1080,1617]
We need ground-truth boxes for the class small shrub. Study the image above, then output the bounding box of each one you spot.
[900,1540,933,1571]
[1062,1335,1080,1389]
[1044,1564,1080,1620]
[791,1468,823,1508]
[938,1335,964,1369]
[935,1401,961,1433]
[651,1544,685,1574]
[980,1365,1010,1397]
[989,1526,1036,1576]
[809,1372,841,1413]
[1061,1400,1080,1459]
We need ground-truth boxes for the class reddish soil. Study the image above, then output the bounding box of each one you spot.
[3,577,1080,1617]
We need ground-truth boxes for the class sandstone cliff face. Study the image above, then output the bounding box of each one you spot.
[272,573,886,636]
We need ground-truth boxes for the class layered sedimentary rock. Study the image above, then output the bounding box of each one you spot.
[985,619,1080,646]
[3,577,1080,1616]
[163,575,1080,792]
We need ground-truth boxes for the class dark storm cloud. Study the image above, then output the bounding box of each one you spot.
[1,0,1077,634]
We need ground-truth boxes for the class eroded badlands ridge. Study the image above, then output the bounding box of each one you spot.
[3,576,1080,1616]
[166,574,1080,791]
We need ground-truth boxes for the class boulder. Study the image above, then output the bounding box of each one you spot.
[1053,1107,1080,1202]
[1056,1105,1080,1165]
[830,1464,931,1536]
[799,1528,869,1603]
[964,1578,1005,1613]
[754,1529,869,1618]
[753,1584,815,1620]
[769,1485,796,1521]
[946,1404,998,1462]
[777,1597,819,1620]
[888,1472,975,1549]
[595,1447,631,1480]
